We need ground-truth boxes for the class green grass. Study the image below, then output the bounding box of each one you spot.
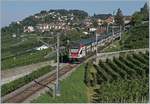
[1,33,41,58]
[103,39,121,52]
[32,64,88,103]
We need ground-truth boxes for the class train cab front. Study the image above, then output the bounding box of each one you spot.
[69,48,81,64]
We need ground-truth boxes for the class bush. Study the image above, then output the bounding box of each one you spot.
[1,65,54,96]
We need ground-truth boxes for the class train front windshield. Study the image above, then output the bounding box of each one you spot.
[70,49,78,53]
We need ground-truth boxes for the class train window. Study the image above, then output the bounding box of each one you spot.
[80,50,82,54]
[71,49,78,52]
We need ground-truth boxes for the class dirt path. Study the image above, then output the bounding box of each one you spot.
[1,61,66,85]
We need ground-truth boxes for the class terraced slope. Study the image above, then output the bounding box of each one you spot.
[85,51,149,103]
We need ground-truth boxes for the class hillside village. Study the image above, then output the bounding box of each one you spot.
[11,10,131,34]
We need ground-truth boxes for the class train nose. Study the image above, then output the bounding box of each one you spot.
[71,53,78,58]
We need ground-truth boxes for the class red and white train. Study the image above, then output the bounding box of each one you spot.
[69,31,120,62]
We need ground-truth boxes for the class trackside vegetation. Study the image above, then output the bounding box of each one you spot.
[1,65,54,96]
[32,64,88,103]
[32,51,149,103]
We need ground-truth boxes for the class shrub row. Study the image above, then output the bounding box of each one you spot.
[92,78,149,103]
[87,52,149,103]
[113,57,136,79]
[106,59,128,79]
[84,52,149,87]
[2,49,51,70]
[99,61,119,80]
[1,65,54,96]
[126,54,148,70]
[119,56,143,77]
[132,53,148,65]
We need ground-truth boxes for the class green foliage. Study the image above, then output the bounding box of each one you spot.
[126,54,149,73]
[131,3,149,25]
[22,16,39,26]
[114,8,124,26]
[65,29,86,41]
[1,65,53,96]
[131,12,144,25]
[69,9,88,20]
[105,3,149,52]
[87,52,149,103]
[1,49,51,70]
[93,78,149,103]
[121,23,149,49]
[93,14,112,19]
[93,20,98,27]
[84,62,97,86]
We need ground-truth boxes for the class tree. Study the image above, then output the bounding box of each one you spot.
[114,8,124,26]
[131,12,143,25]
[131,2,149,25]
[141,3,149,13]
[140,3,149,21]
[93,19,98,27]
[40,10,47,14]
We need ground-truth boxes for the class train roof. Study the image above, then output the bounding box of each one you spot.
[70,32,112,48]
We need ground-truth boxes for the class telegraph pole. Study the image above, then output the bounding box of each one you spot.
[107,23,109,35]
[95,25,100,63]
[56,32,60,96]
[119,25,122,41]
[96,29,98,57]
[112,11,115,36]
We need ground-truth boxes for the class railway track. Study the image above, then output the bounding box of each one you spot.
[2,64,77,103]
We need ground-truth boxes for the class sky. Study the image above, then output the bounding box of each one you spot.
[1,0,148,27]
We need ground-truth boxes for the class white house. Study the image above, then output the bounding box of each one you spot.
[89,28,96,32]
[35,45,48,51]
[24,26,34,32]
[83,31,88,35]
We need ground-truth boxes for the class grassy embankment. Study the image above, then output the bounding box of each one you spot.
[32,64,89,103]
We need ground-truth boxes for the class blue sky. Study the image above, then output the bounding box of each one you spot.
[1,0,147,27]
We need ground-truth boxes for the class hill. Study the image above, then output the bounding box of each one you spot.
[103,3,149,52]
[120,22,149,49]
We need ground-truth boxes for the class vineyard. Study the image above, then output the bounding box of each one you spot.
[1,49,52,70]
[84,51,149,103]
